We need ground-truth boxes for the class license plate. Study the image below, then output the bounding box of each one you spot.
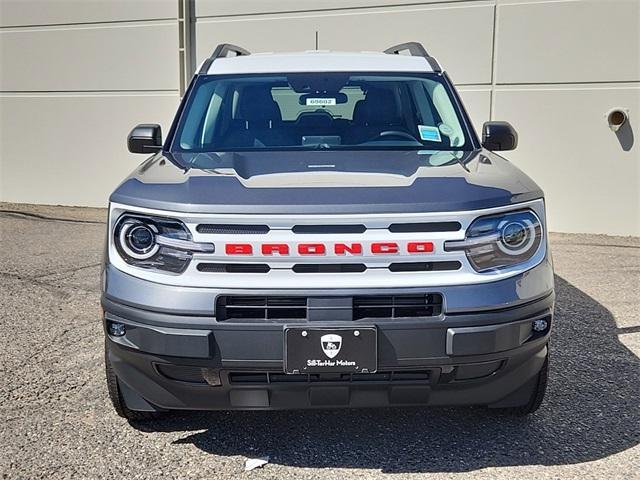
[284,327,377,374]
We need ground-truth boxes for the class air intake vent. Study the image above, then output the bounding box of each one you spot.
[196,224,270,234]
[388,222,461,233]
[216,294,443,322]
[197,263,270,273]
[228,370,431,384]
[388,261,461,272]
[353,294,443,320]
[216,296,307,321]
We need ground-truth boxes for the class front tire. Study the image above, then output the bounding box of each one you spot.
[497,353,549,415]
[104,344,161,422]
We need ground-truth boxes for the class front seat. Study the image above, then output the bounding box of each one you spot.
[348,88,404,143]
[224,85,287,147]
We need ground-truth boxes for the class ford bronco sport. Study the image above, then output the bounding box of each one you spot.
[103,43,554,420]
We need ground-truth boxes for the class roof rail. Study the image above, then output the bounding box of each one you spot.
[383,42,441,72]
[199,43,251,74]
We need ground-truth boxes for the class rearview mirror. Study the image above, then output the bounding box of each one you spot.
[482,121,518,151]
[127,124,162,154]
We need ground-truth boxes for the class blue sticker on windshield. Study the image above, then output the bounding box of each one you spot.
[418,125,442,142]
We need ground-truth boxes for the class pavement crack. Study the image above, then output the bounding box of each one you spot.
[38,262,102,281]
[558,242,640,250]
[0,209,105,224]
[0,269,99,295]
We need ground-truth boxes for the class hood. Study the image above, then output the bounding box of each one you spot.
[110,149,544,214]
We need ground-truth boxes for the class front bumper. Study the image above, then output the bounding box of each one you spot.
[102,261,554,411]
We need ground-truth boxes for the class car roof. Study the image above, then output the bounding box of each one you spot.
[204,50,439,75]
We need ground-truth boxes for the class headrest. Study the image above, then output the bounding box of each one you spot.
[353,88,400,126]
[236,85,282,123]
[295,110,334,129]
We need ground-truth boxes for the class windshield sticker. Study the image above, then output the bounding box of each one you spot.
[306,98,336,106]
[418,125,442,142]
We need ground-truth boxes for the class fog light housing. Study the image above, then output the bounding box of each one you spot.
[532,318,549,333]
[201,368,222,386]
[108,321,126,337]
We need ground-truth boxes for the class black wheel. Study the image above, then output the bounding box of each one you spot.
[498,353,549,416]
[105,344,161,422]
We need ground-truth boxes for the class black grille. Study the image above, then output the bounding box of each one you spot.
[353,294,443,320]
[197,222,460,234]
[228,370,431,384]
[216,294,443,321]
[197,262,459,274]
[197,263,270,273]
[217,296,308,321]
[196,224,270,234]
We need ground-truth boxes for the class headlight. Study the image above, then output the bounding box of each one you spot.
[113,214,214,273]
[119,222,159,259]
[445,210,543,272]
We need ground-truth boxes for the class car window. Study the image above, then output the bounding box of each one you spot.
[173,72,472,152]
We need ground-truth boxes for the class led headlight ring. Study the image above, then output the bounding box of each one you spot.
[497,219,537,256]
[118,221,159,260]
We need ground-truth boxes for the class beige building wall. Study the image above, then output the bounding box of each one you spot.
[0,0,181,208]
[1,0,639,235]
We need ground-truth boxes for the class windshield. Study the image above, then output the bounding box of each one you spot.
[171,72,473,152]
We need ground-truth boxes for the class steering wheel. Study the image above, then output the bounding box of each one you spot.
[370,130,419,142]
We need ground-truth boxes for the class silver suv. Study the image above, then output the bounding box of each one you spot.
[103,42,554,421]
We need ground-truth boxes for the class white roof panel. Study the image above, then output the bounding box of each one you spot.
[206,51,435,75]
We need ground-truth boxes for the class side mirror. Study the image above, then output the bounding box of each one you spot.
[482,121,518,151]
[127,124,162,154]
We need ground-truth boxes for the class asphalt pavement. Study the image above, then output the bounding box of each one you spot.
[0,203,638,479]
